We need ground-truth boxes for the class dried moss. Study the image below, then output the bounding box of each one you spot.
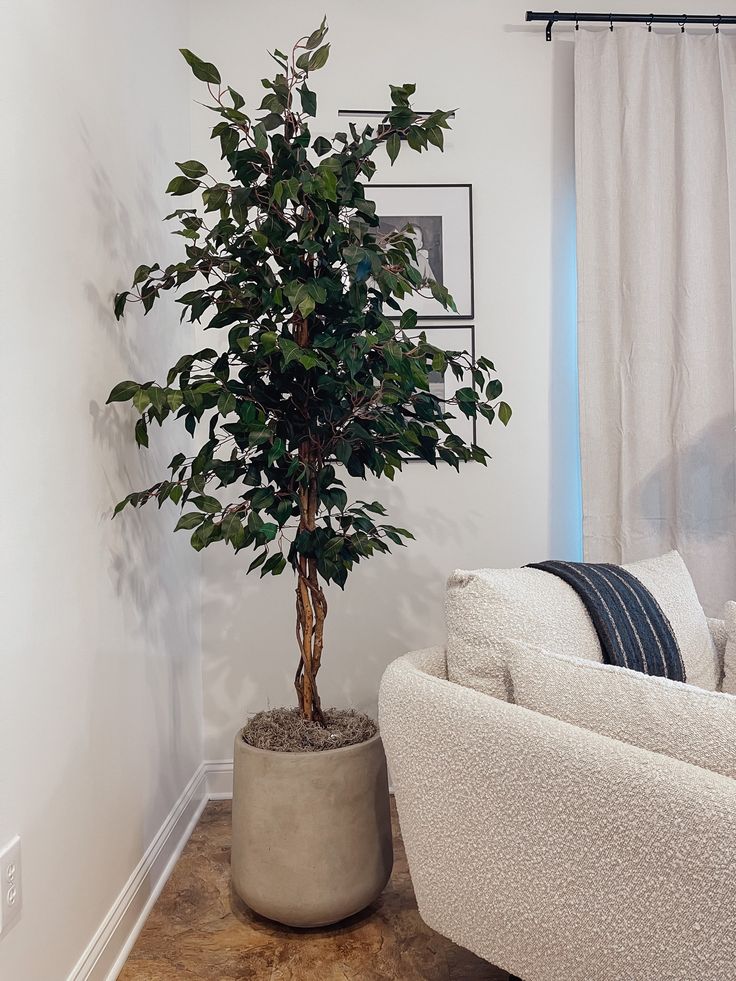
[242,707,377,753]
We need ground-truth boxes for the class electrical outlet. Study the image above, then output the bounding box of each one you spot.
[0,836,21,938]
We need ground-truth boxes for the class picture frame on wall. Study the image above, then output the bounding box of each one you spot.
[406,324,477,453]
[368,183,474,320]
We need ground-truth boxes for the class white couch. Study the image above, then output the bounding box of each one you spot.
[379,617,736,981]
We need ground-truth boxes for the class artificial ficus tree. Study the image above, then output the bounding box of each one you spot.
[108,21,510,725]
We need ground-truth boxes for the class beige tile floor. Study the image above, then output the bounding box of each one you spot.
[119,799,509,980]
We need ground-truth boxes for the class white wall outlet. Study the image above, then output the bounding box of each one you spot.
[0,836,22,938]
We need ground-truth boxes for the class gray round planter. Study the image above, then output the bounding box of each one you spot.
[231,730,393,928]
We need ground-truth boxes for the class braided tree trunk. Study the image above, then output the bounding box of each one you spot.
[294,468,328,724]
[293,311,328,724]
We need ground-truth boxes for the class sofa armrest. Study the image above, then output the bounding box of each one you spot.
[379,649,736,981]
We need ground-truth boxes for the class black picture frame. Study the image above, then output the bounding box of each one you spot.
[405,323,477,461]
[368,183,475,321]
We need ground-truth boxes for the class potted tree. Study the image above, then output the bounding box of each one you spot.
[108,20,509,928]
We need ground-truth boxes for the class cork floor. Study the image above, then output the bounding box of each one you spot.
[119,799,509,980]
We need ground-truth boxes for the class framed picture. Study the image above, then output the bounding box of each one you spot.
[368,183,474,320]
[405,324,477,454]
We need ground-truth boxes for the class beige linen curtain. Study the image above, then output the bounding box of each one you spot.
[575,26,736,613]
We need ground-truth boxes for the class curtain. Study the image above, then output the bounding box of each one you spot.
[575,26,736,614]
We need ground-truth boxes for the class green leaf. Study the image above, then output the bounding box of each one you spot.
[284,281,315,317]
[180,48,221,86]
[220,126,240,156]
[247,550,269,573]
[498,401,512,425]
[390,83,416,106]
[304,17,328,50]
[261,522,278,542]
[407,126,427,152]
[176,160,208,179]
[307,44,330,71]
[193,495,222,513]
[317,168,337,201]
[306,281,327,303]
[228,86,245,109]
[260,332,278,353]
[175,512,205,531]
[334,439,352,465]
[167,390,184,411]
[261,553,287,577]
[248,426,272,445]
[133,388,150,413]
[279,338,301,364]
[312,136,331,156]
[268,437,286,464]
[261,112,282,131]
[113,496,131,517]
[260,93,284,113]
[425,125,444,150]
[386,132,400,165]
[134,418,149,448]
[203,186,228,212]
[298,295,315,317]
[217,391,236,415]
[399,309,418,332]
[113,292,129,320]
[253,122,268,149]
[166,175,199,196]
[299,84,317,117]
[107,380,139,403]
[221,513,246,547]
[324,536,344,556]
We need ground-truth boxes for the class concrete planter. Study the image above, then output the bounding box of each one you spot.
[231,730,393,928]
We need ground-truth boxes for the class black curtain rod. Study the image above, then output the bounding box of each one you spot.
[526,10,735,40]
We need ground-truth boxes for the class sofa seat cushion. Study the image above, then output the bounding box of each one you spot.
[505,640,736,780]
[445,550,719,700]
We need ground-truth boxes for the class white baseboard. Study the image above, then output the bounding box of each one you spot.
[66,764,208,981]
[205,758,234,800]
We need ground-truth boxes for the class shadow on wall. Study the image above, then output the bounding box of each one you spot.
[81,111,201,837]
[630,412,736,614]
[201,476,485,755]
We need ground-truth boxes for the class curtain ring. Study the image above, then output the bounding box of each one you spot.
[575,12,579,31]
[679,14,687,33]
[647,14,654,32]
[609,12,614,32]
[714,14,722,33]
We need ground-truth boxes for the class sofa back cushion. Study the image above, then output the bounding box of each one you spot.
[506,640,736,780]
[445,550,719,699]
[723,601,736,695]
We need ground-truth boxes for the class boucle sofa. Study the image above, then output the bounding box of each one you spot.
[379,558,736,981]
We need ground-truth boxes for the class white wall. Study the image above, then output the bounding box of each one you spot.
[0,4,202,980]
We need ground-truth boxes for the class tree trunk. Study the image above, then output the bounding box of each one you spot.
[294,557,328,724]
[292,311,328,724]
[294,477,328,724]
